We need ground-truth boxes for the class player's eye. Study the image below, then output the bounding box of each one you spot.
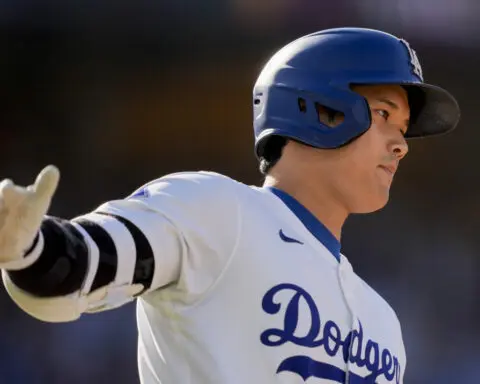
[375,109,390,121]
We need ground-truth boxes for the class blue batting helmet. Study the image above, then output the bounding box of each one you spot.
[253,27,460,159]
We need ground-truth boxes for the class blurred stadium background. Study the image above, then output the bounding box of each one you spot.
[0,1,478,383]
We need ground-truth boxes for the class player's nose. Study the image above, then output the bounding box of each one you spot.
[390,137,409,160]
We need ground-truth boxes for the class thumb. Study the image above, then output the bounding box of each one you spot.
[32,165,60,201]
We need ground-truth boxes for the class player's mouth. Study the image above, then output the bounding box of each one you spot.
[378,164,397,178]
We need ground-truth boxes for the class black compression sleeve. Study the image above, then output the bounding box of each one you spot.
[7,217,89,297]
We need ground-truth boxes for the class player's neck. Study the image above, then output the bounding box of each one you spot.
[263,175,347,242]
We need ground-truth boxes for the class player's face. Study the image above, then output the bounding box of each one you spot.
[289,84,410,215]
[331,84,410,213]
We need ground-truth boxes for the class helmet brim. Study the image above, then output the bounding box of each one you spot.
[403,82,460,138]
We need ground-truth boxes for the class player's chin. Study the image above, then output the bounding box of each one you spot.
[351,189,390,214]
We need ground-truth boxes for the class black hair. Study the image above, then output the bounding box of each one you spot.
[258,136,287,175]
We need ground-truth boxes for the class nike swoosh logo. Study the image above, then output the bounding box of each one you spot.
[279,229,304,244]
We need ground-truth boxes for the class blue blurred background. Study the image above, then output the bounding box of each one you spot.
[0,1,478,383]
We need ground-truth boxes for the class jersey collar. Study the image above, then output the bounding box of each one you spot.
[266,187,341,262]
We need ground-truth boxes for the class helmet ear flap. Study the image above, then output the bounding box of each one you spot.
[360,94,372,126]
[254,83,372,155]
[315,102,346,128]
[326,95,372,149]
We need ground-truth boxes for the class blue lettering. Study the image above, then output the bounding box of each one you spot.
[261,283,321,347]
[365,340,380,374]
[382,349,394,380]
[323,320,342,357]
[349,322,366,368]
[260,283,402,383]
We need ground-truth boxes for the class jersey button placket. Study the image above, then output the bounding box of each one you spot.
[338,260,357,384]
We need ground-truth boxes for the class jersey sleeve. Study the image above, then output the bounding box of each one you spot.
[83,171,242,299]
[3,171,242,322]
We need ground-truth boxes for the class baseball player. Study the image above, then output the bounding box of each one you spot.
[0,28,460,383]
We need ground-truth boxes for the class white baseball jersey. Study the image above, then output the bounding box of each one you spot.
[86,171,406,384]
[4,171,406,383]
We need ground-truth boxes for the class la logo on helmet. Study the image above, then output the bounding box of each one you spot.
[400,39,423,81]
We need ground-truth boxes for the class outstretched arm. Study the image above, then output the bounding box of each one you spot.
[0,166,240,323]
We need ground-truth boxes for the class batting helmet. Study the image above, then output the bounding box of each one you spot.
[253,27,460,159]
